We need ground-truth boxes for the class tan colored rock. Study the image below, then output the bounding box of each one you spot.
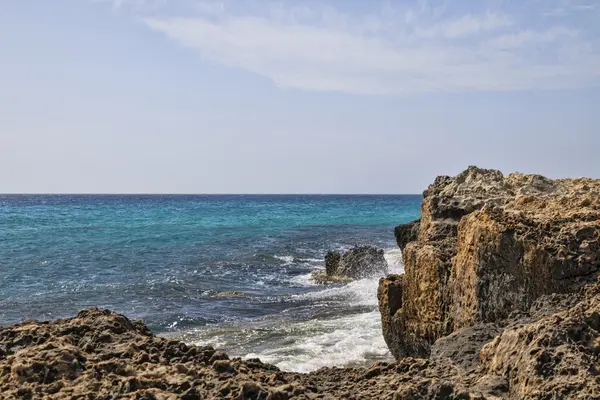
[479,282,600,399]
[379,166,600,357]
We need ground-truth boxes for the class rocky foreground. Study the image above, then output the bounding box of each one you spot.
[1,166,600,399]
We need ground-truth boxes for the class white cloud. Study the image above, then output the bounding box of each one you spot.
[92,0,165,12]
[488,27,578,49]
[416,12,513,39]
[134,1,600,95]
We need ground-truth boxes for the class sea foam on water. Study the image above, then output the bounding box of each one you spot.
[242,248,404,372]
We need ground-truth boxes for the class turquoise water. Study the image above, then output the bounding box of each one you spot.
[0,194,421,371]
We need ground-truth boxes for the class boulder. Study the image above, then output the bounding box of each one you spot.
[379,166,600,358]
[312,246,389,284]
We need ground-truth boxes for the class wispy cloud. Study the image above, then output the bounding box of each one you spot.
[488,27,578,49]
[416,12,513,39]
[107,0,600,95]
[92,0,164,12]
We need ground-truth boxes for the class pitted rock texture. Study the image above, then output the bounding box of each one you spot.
[0,308,499,399]
[3,290,600,400]
[380,166,600,358]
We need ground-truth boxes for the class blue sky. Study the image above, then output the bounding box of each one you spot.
[1,0,599,193]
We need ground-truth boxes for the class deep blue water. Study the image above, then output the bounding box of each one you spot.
[0,195,421,371]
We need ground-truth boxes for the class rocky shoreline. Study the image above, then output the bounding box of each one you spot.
[2,166,600,399]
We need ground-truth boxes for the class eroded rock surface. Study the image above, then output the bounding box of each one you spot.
[3,289,600,399]
[311,245,388,284]
[379,166,600,359]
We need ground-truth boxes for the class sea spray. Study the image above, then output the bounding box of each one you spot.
[240,248,404,372]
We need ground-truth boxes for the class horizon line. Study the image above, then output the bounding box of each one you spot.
[0,193,423,196]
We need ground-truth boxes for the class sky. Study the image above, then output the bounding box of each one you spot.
[1,0,599,194]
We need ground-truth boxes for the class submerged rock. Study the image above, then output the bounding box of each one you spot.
[310,271,352,285]
[379,166,600,358]
[311,245,388,284]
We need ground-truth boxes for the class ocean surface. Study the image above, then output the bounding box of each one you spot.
[0,195,421,372]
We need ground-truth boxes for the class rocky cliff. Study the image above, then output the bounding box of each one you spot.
[379,166,600,359]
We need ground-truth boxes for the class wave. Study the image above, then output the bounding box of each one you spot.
[384,247,404,274]
[290,272,317,286]
[273,255,294,264]
[245,247,403,371]
[176,247,404,373]
[243,310,392,373]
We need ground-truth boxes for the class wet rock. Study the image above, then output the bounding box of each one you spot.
[312,245,388,284]
[324,251,341,276]
[213,291,256,298]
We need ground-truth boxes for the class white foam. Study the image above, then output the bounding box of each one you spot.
[290,272,317,286]
[244,310,392,372]
[274,255,294,264]
[384,247,405,274]
[297,258,323,263]
[292,248,403,307]
[184,246,405,373]
[261,247,404,371]
[293,277,380,306]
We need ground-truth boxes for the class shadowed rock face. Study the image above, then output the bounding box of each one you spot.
[379,166,600,358]
[394,220,420,250]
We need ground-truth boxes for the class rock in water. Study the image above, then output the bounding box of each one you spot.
[312,246,388,284]
[336,246,389,279]
[379,166,600,358]
[325,251,341,276]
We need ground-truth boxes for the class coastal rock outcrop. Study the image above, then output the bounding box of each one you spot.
[311,245,388,284]
[379,166,600,358]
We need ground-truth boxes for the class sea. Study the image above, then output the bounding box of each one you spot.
[0,195,421,372]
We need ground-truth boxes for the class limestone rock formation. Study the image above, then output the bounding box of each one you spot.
[379,166,600,358]
[479,283,600,399]
[311,245,388,284]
